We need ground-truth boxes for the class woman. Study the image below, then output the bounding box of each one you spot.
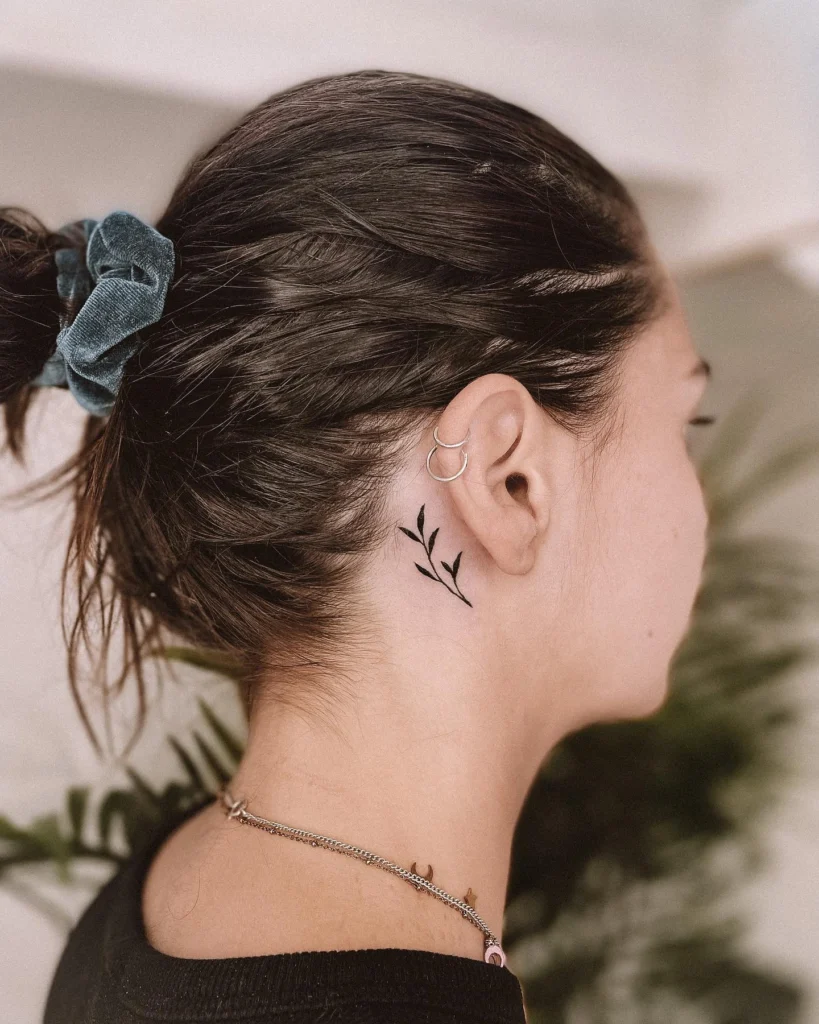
[1,69,713,1023]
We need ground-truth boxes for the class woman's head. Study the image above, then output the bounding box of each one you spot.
[0,70,708,759]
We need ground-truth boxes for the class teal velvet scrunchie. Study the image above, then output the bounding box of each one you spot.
[32,210,176,417]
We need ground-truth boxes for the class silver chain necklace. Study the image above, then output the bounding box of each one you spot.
[217,784,507,968]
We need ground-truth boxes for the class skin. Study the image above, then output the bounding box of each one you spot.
[142,264,712,964]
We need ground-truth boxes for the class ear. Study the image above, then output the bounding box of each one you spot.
[433,374,553,575]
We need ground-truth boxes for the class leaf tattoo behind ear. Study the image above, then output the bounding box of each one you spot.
[398,503,473,607]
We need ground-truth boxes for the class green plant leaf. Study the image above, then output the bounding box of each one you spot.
[0,815,31,843]
[149,645,243,680]
[28,815,73,883]
[124,767,163,812]
[66,786,90,843]
[167,736,207,791]
[191,730,232,786]
[197,697,245,766]
[97,789,140,851]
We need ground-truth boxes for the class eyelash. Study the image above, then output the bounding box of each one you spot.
[685,414,717,454]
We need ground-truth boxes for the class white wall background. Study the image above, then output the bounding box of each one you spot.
[0,2,817,1021]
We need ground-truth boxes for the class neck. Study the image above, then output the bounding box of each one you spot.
[223,629,569,961]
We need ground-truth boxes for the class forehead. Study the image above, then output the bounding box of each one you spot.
[662,283,698,366]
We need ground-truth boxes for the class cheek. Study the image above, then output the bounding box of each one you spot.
[565,437,709,721]
[639,446,708,627]
[600,440,708,644]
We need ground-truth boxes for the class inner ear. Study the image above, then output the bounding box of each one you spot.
[505,473,527,502]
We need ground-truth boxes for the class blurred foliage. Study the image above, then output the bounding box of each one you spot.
[2,392,819,1023]
[0,694,242,880]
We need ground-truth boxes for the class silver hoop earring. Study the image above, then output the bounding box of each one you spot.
[426,424,470,482]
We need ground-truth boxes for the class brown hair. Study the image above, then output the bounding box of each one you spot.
[1,70,665,758]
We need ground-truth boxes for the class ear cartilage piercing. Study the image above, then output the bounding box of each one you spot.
[426,425,470,482]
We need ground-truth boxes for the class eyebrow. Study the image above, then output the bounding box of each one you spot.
[689,357,712,379]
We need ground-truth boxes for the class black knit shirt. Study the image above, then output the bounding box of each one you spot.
[43,798,528,1023]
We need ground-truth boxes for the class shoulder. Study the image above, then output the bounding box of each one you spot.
[141,799,235,956]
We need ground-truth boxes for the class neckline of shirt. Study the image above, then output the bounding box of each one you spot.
[104,794,526,1021]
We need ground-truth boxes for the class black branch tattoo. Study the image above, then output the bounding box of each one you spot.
[398,503,473,607]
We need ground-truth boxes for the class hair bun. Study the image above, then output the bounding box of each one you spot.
[0,206,72,450]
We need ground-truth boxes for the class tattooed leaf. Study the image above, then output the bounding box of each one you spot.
[414,563,437,581]
[452,551,462,579]
[417,504,425,538]
[398,526,422,543]
[440,561,452,575]
[428,527,439,554]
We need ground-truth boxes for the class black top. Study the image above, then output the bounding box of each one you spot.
[43,796,528,1023]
